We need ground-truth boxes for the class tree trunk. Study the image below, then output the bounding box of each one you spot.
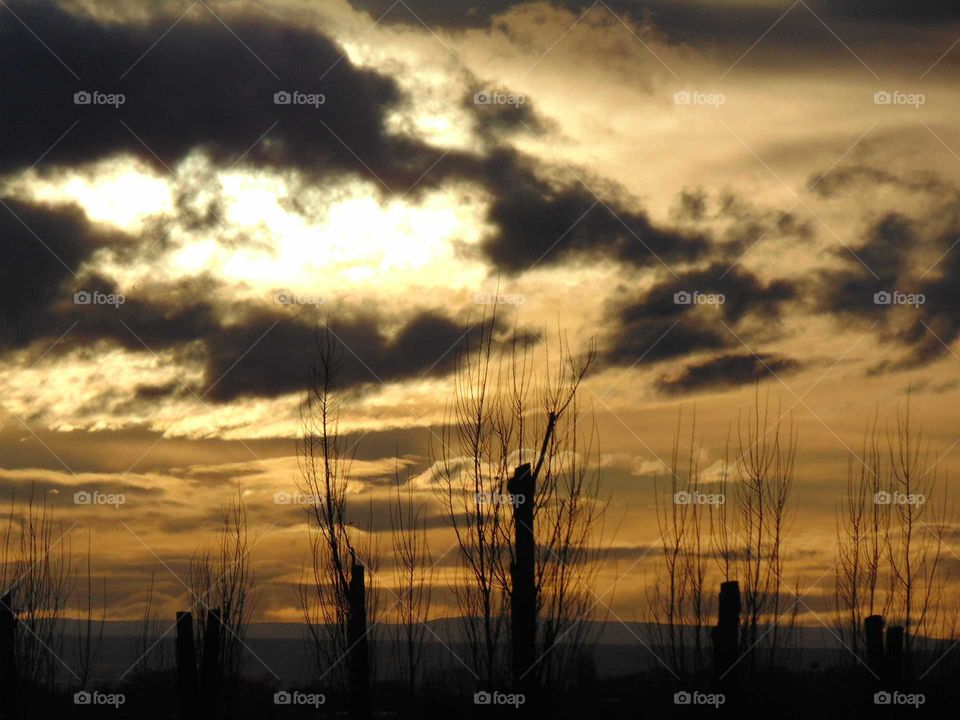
[864,615,885,679]
[175,611,200,720]
[885,625,904,686]
[0,593,17,706]
[509,463,536,694]
[711,580,740,691]
[347,562,371,720]
[201,609,221,717]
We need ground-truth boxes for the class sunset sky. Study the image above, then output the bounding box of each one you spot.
[2,0,960,631]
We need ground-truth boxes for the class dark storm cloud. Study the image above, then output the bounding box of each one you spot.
[807,166,953,201]
[0,199,118,345]
[348,0,959,44]
[600,263,797,367]
[656,352,801,395]
[0,198,502,401]
[198,307,477,402]
[2,1,718,279]
[0,221,222,356]
[714,192,814,252]
[477,150,710,272]
[9,284,487,403]
[817,205,960,372]
[465,88,549,138]
[808,0,960,23]
[672,188,814,255]
[346,0,515,28]
[0,0,447,192]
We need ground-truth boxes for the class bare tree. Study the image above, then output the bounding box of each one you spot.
[645,391,797,681]
[388,461,433,694]
[432,312,602,689]
[833,415,889,661]
[833,398,953,677]
[432,313,509,687]
[0,489,72,689]
[187,485,256,683]
[648,410,713,679]
[733,391,797,674]
[131,569,170,678]
[74,531,106,689]
[533,390,607,688]
[884,399,949,675]
[295,327,377,714]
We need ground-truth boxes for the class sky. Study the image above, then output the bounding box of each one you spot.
[2,0,960,627]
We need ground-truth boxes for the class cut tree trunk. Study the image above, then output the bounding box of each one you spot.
[509,463,536,694]
[711,580,741,691]
[885,626,904,686]
[175,611,200,720]
[347,562,371,720]
[864,615,885,679]
[0,593,17,704]
[201,609,222,716]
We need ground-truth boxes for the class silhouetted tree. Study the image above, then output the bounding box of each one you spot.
[296,327,378,717]
[388,461,433,695]
[432,311,601,690]
[187,485,256,684]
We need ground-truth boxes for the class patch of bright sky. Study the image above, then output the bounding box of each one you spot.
[168,171,491,300]
[341,35,479,152]
[16,157,174,232]
[0,344,204,432]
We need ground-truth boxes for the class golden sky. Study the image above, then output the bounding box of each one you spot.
[2,0,960,626]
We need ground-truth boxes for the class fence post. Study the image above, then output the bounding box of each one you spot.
[509,463,536,694]
[0,593,17,703]
[711,580,740,691]
[176,611,200,720]
[347,562,371,720]
[201,609,222,715]
[864,615,885,679]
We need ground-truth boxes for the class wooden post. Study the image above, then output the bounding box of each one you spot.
[347,562,371,720]
[509,463,536,693]
[711,581,741,690]
[176,611,200,720]
[0,593,17,703]
[885,625,904,686]
[864,615,885,679]
[201,609,221,715]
